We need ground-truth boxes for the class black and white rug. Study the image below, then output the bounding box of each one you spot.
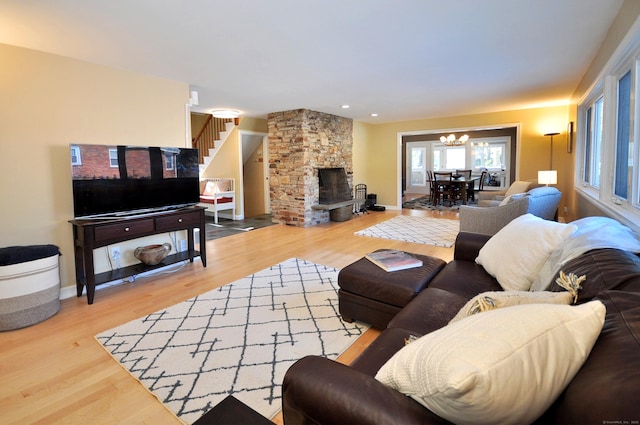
[95,258,368,423]
[355,215,460,247]
[403,195,477,211]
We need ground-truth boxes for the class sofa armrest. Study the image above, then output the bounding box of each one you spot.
[453,232,492,261]
[477,189,507,202]
[282,356,448,425]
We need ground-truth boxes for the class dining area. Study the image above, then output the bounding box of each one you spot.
[427,170,485,207]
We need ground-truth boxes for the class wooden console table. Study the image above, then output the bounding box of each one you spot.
[69,206,207,304]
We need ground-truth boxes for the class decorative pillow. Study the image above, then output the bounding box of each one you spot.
[216,179,232,192]
[448,290,572,323]
[375,301,606,425]
[476,214,577,291]
[498,192,526,206]
[202,180,220,196]
[504,180,533,197]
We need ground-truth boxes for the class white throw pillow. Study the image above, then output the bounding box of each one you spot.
[375,301,606,425]
[449,290,572,323]
[476,214,577,291]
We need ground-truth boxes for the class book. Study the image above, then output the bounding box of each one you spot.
[365,250,423,272]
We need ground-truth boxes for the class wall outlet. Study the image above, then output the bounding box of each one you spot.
[110,246,121,268]
[178,239,187,252]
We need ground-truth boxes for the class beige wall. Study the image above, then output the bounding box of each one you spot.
[243,145,266,218]
[353,106,572,215]
[0,43,189,294]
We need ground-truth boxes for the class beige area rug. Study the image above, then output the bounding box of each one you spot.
[95,258,368,424]
[355,215,460,247]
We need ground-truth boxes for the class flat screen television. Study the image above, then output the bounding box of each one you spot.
[70,144,200,219]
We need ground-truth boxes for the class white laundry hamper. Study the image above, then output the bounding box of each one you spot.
[0,245,61,331]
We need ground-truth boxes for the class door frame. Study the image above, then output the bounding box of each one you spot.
[238,130,270,218]
[396,123,521,208]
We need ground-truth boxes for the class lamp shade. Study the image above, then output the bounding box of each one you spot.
[538,170,557,185]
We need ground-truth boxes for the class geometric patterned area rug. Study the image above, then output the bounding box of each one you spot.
[95,258,368,424]
[402,195,477,211]
[355,215,460,247]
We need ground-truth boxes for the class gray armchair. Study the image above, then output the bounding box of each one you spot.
[459,187,562,235]
[476,180,538,207]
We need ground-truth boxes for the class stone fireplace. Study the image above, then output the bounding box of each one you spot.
[268,109,353,227]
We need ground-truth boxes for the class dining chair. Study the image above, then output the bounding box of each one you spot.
[433,172,454,206]
[426,170,435,203]
[478,170,488,191]
[456,169,474,202]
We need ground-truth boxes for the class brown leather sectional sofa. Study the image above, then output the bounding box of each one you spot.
[282,231,640,424]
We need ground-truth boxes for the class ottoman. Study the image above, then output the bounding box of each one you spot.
[0,245,61,331]
[338,251,446,329]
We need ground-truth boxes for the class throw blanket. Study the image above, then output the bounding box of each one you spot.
[531,217,640,291]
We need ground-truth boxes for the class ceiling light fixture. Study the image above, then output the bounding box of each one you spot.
[440,134,469,146]
[370,113,378,117]
[341,104,350,109]
[211,109,240,119]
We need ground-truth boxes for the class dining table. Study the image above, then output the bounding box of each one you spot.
[432,175,479,206]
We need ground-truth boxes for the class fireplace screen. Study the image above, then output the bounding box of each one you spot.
[318,168,352,204]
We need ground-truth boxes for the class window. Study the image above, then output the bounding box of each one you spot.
[576,26,640,227]
[615,70,632,199]
[165,153,175,171]
[410,147,427,186]
[432,146,465,170]
[109,149,118,167]
[582,96,604,188]
[471,139,507,170]
[70,145,81,165]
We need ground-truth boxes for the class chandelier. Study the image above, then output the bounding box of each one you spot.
[440,134,469,146]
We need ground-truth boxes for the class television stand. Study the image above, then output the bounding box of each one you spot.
[69,206,207,304]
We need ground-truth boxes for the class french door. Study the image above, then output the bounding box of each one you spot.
[406,142,430,194]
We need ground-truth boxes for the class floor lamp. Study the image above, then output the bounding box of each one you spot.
[544,132,560,169]
[539,132,559,187]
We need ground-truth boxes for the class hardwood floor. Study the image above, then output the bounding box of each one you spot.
[0,208,457,425]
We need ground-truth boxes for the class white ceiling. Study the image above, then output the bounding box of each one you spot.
[0,0,624,123]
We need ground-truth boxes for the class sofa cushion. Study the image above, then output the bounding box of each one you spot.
[427,260,501,299]
[387,287,471,336]
[543,291,640,423]
[547,248,640,302]
[476,214,577,291]
[375,301,606,425]
[349,327,415,377]
[449,290,573,323]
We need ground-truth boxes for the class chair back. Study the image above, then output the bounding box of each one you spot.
[478,170,488,191]
[426,170,435,194]
[433,171,452,182]
[456,169,472,179]
[526,187,562,221]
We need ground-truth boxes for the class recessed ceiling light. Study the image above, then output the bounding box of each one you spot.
[370,113,379,117]
[341,104,350,109]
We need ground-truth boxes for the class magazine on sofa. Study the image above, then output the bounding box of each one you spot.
[365,250,423,272]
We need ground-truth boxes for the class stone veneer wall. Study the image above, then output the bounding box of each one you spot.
[268,109,353,227]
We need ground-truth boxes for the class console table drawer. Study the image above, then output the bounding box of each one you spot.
[94,219,155,243]
[155,212,201,231]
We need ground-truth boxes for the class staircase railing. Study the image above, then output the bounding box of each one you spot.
[192,115,234,164]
